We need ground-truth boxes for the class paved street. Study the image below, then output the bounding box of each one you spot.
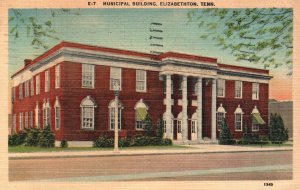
[9,150,292,181]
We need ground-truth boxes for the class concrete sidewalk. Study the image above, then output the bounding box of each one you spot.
[9,144,292,159]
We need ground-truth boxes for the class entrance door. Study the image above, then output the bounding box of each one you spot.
[191,120,197,141]
[177,120,182,141]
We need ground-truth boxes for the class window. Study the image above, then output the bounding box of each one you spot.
[13,114,16,133]
[30,78,34,96]
[30,111,33,128]
[19,83,23,100]
[43,99,51,128]
[191,120,196,133]
[252,83,259,100]
[109,100,122,130]
[178,78,182,95]
[193,79,199,95]
[45,70,50,92]
[54,97,61,130]
[136,70,146,92]
[25,112,28,129]
[110,67,121,90]
[135,99,148,130]
[25,81,29,97]
[177,120,182,133]
[251,106,265,132]
[82,64,94,88]
[35,103,40,128]
[12,87,15,103]
[217,79,225,97]
[19,112,23,130]
[234,105,244,131]
[80,96,96,130]
[36,75,40,95]
[55,65,60,89]
[235,81,242,98]
[217,104,226,130]
[252,124,259,131]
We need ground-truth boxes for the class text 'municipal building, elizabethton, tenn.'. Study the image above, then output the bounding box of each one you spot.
[10,41,272,146]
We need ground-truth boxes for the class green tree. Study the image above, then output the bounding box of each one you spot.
[144,114,153,137]
[269,113,289,143]
[38,125,55,148]
[219,119,234,145]
[156,116,164,139]
[9,9,80,49]
[188,8,293,74]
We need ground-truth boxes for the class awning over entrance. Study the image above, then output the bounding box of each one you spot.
[252,113,265,125]
[136,108,147,121]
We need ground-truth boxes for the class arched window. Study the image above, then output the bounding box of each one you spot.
[234,105,244,131]
[217,104,226,130]
[108,99,122,130]
[43,99,51,128]
[191,112,197,134]
[54,97,61,130]
[163,112,174,133]
[135,99,148,130]
[251,106,265,132]
[80,96,97,130]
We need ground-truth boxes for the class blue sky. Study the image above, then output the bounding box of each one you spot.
[8,8,292,100]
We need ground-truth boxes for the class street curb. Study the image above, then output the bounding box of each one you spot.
[9,148,292,160]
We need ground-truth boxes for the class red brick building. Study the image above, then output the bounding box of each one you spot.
[11,42,271,146]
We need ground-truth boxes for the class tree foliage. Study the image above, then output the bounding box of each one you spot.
[218,119,234,145]
[188,8,293,74]
[269,113,289,143]
[156,116,164,139]
[9,9,80,49]
[144,114,153,137]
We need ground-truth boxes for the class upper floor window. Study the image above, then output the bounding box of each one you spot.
[80,96,97,130]
[110,67,122,90]
[135,99,148,130]
[36,75,40,95]
[136,70,146,92]
[19,83,23,100]
[217,104,226,130]
[82,64,94,88]
[234,105,244,131]
[235,81,243,99]
[30,78,34,96]
[178,78,182,95]
[45,70,50,92]
[109,99,122,130]
[25,80,29,97]
[252,83,259,100]
[217,79,225,97]
[55,65,60,89]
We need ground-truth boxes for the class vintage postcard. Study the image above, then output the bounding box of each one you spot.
[0,0,299,189]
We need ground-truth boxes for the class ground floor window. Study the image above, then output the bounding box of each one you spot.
[80,96,96,130]
[252,124,259,131]
[191,120,197,133]
[177,120,182,133]
[109,107,121,130]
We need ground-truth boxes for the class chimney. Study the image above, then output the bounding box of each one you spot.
[24,59,32,67]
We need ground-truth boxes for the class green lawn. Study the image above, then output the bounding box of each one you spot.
[9,145,191,153]
[234,143,293,148]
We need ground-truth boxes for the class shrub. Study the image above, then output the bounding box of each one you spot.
[38,126,55,148]
[144,114,153,137]
[269,113,289,143]
[119,138,130,147]
[219,119,234,145]
[93,136,114,148]
[161,138,172,146]
[8,130,27,146]
[156,116,164,139]
[60,139,68,148]
[24,127,42,146]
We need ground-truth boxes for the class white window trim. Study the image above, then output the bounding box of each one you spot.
[252,83,259,100]
[110,67,122,91]
[19,83,23,100]
[80,96,97,130]
[134,99,149,130]
[108,99,122,130]
[25,112,28,129]
[252,124,259,132]
[43,99,51,128]
[136,70,147,92]
[217,104,226,131]
[163,112,174,133]
[45,70,50,92]
[30,78,34,96]
[234,105,244,131]
[19,112,23,131]
[217,79,226,98]
[36,75,40,95]
[30,111,33,128]
[82,64,95,88]
[54,97,61,130]
[13,114,17,133]
[234,81,243,99]
[55,65,61,89]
